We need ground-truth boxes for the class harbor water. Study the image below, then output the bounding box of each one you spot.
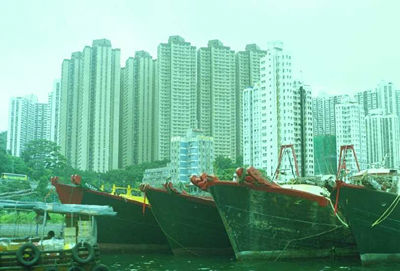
[102,254,400,271]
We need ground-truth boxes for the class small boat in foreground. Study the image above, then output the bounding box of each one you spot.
[191,167,357,261]
[0,200,115,270]
[141,182,233,256]
[51,176,169,253]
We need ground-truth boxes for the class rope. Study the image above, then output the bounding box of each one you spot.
[150,210,200,257]
[274,225,344,261]
[371,194,400,227]
[329,199,349,228]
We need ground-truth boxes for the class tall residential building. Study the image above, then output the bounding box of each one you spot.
[48,80,61,144]
[198,40,236,160]
[354,89,378,116]
[157,36,197,160]
[235,44,267,157]
[120,51,157,167]
[397,89,400,117]
[377,81,397,115]
[243,42,314,177]
[7,95,48,156]
[293,81,314,176]
[59,39,120,172]
[34,103,49,140]
[335,98,367,172]
[170,129,214,182]
[365,109,400,168]
[312,94,348,136]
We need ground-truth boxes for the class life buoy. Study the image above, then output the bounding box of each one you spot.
[72,242,95,264]
[16,243,41,267]
[67,266,84,271]
[92,264,110,271]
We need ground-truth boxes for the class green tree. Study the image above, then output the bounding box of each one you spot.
[213,156,238,180]
[21,139,67,174]
[0,149,28,174]
[20,139,68,198]
[0,131,6,151]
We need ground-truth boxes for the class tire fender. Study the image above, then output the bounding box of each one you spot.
[16,243,41,267]
[72,241,95,264]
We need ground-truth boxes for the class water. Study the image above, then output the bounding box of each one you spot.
[102,254,399,271]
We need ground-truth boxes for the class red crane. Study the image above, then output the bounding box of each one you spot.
[336,145,360,180]
[274,144,300,180]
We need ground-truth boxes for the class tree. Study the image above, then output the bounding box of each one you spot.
[0,149,28,174]
[0,131,6,151]
[21,139,67,173]
[213,156,237,180]
[214,156,234,171]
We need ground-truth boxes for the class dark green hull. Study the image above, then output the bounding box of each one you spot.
[145,187,233,256]
[82,189,169,252]
[53,181,169,252]
[332,184,400,265]
[209,182,357,260]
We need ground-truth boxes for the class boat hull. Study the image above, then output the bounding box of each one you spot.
[209,183,357,260]
[145,187,233,256]
[53,182,169,252]
[332,185,400,265]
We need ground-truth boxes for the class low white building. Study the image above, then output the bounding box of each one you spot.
[170,129,214,183]
[142,166,172,187]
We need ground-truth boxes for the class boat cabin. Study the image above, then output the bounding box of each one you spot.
[0,200,115,270]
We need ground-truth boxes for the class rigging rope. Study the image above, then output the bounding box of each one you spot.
[371,193,400,227]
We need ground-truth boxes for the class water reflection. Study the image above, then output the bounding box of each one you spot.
[102,254,397,271]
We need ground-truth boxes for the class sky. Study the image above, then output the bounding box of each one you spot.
[0,0,399,132]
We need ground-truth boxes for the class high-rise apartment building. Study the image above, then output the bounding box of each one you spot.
[120,51,157,167]
[354,89,378,116]
[170,129,214,182]
[198,40,236,160]
[396,89,400,119]
[59,39,120,172]
[34,103,49,140]
[293,81,314,176]
[335,98,367,172]
[243,42,313,177]
[157,36,197,160]
[365,109,400,168]
[377,81,397,115]
[7,95,48,157]
[312,94,348,175]
[48,80,61,144]
[312,94,348,136]
[235,44,266,157]
[397,89,400,118]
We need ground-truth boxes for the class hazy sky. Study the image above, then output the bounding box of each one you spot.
[0,0,399,132]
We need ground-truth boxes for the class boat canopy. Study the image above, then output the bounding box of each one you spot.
[351,168,399,177]
[0,200,116,216]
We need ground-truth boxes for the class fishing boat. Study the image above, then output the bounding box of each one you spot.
[191,164,357,260]
[331,145,400,265]
[0,200,115,271]
[51,176,169,253]
[140,182,233,256]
